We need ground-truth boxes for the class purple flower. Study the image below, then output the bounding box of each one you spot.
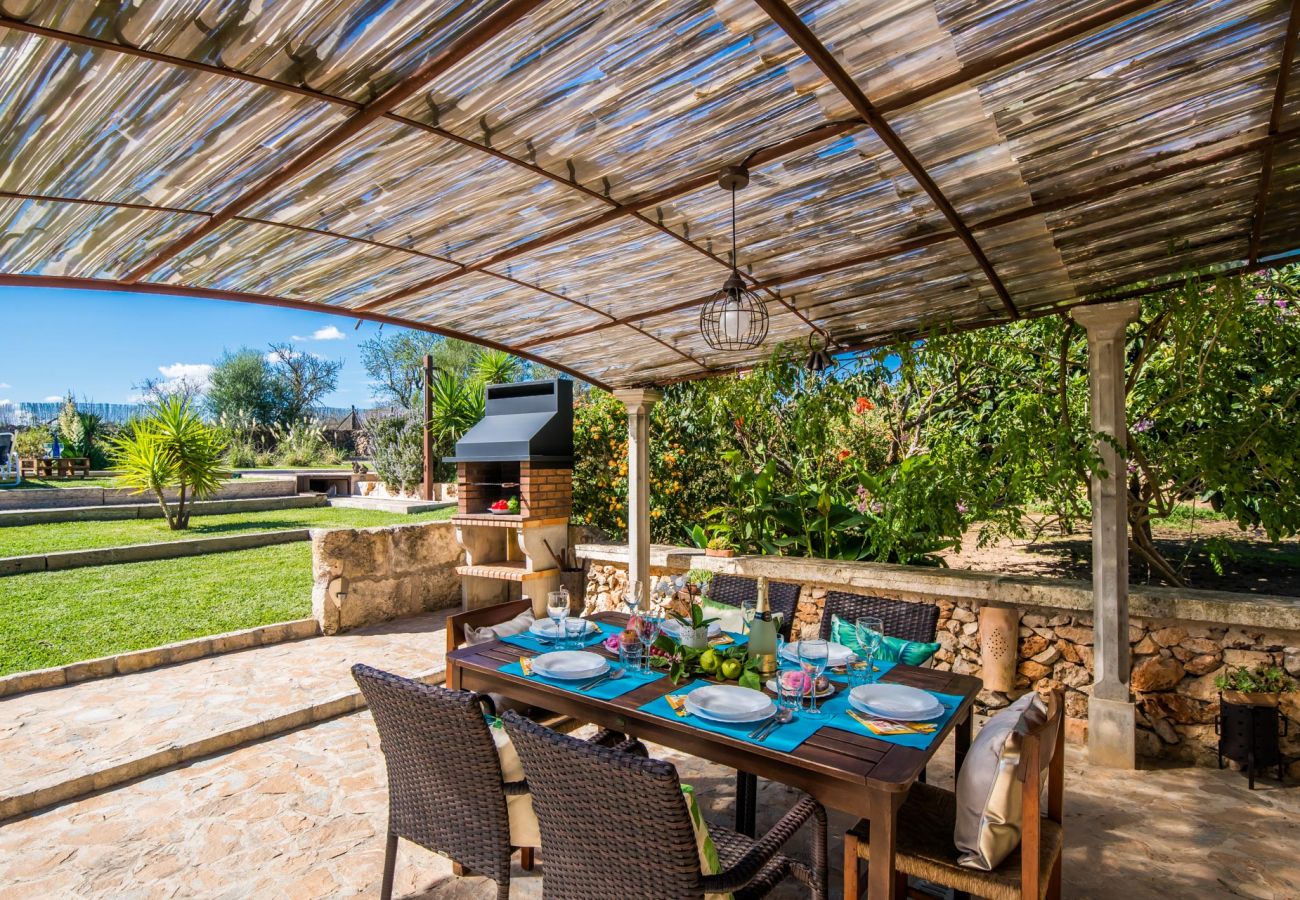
[956,502,969,515]
[1132,418,1154,434]
[1254,294,1271,305]
[870,501,883,515]
[1126,460,1138,475]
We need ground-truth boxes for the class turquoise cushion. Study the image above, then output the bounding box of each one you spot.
[830,613,940,667]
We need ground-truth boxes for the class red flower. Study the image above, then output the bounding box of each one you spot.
[837,448,851,461]
[854,396,874,415]
[734,416,745,428]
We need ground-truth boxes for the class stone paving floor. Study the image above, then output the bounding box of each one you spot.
[2,707,1297,900]
[0,612,449,819]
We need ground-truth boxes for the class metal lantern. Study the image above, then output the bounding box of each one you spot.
[805,332,833,372]
[699,166,769,351]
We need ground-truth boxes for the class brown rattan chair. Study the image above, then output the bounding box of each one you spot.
[819,590,940,644]
[707,573,801,639]
[502,710,829,899]
[843,689,1066,900]
[351,664,530,900]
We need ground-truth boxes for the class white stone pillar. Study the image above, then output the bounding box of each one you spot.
[1070,300,1140,769]
[612,389,662,609]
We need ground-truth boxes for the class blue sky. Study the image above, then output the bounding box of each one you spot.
[0,285,402,410]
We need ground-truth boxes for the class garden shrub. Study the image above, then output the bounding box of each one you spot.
[367,414,424,493]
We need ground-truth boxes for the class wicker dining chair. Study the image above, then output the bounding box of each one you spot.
[502,711,829,899]
[352,664,528,900]
[707,574,801,639]
[819,590,940,644]
[843,689,1066,900]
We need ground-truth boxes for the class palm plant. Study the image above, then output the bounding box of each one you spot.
[471,348,522,386]
[112,398,228,529]
[429,369,486,444]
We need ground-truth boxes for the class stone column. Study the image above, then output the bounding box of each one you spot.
[1070,300,1140,769]
[612,389,663,609]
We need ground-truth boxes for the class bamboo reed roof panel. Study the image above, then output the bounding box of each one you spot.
[0,0,1296,389]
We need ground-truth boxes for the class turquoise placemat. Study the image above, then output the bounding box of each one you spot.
[639,681,826,753]
[820,687,964,750]
[500,620,620,654]
[499,659,662,700]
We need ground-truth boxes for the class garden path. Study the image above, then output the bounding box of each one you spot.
[0,612,448,821]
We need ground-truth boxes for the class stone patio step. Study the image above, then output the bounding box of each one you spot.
[327,496,454,514]
[0,611,451,822]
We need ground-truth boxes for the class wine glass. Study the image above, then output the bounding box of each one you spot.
[798,639,830,716]
[855,616,884,684]
[547,591,570,641]
[624,579,644,617]
[740,598,757,635]
[634,614,661,672]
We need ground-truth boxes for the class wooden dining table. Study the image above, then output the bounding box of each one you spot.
[447,611,982,900]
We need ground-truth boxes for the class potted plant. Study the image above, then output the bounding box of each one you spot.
[684,568,714,598]
[669,602,719,650]
[705,536,734,558]
[1214,663,1296,706]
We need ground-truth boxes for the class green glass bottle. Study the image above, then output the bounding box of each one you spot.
[747,576,779,678]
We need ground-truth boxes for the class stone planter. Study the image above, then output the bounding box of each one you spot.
[705,548,734,558]
[1221,690,1282,707]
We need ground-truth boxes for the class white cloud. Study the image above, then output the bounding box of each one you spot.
[129,363,214,400]
[292,325,346,342]
[43,395,62,402]
[0,382,10,390]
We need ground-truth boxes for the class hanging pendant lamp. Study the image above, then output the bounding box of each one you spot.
[699,166,769,351]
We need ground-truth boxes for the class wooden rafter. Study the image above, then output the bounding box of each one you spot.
[118,0,548,283]
[752,0,1016,319]
[517,127,1294,350]
[1249,0,1300,266]
[0,274,610,390]
[0,188,706,370]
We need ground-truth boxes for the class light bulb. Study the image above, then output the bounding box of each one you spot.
[721,297,751,342]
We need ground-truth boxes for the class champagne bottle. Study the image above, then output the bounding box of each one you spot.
[747,576,779,677]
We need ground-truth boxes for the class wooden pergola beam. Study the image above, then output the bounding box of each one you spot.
[753,0,1016,319]
[518,128,1291,349]
[1249,0,1300,266]
[0,188,706,370]
[0,274,610,390]
[119,0,548,283]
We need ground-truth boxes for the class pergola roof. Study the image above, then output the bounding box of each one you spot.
[0,0,1297,389]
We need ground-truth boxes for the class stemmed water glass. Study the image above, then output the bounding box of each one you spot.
[546,590,570,642]
[740,598,757,635]
[855,616,884,685]
[634,613,661,673]
[624,579,645,617]
[798,639,829,716]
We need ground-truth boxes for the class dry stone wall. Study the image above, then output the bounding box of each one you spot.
[582,551,1300,771]
[311,521,463,634]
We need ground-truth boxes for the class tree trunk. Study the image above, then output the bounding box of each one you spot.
[1127,512,1185,586]
[176,483,189,529]
[154,486,176,530]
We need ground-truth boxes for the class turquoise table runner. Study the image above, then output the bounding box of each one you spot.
[499,658,663,700]
[641,661,962,753]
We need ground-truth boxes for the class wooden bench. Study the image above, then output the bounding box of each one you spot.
[20,457,91,479]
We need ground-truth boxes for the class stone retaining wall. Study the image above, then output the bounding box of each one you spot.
[0,493,325,527]
[578,544,1300,770]
[311,520,463,634]
[0,529,310,576]
[0,478,296,511]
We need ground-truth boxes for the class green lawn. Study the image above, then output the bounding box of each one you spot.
[0,543,314,676]
[1,476,125,489]
[0,504,455,557]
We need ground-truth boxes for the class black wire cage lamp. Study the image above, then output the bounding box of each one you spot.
[699,166,770,351]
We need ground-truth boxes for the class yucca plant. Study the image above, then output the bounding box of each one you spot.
[112,398,228,529]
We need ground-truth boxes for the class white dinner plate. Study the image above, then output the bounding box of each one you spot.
[660,618,723,639]
[529,618,598,639]
[766,675,835,699]
[531,651,608,680]
[780,641,856,668]
[684,684,776,723]
[849,684,944,721]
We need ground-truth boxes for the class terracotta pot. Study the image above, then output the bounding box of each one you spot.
[705,548,734,558]
[1221,690,1281,707]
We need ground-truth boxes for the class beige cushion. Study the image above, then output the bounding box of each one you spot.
[954,691,1049,870]
[465,608,535,645]
[488,721,541,849]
